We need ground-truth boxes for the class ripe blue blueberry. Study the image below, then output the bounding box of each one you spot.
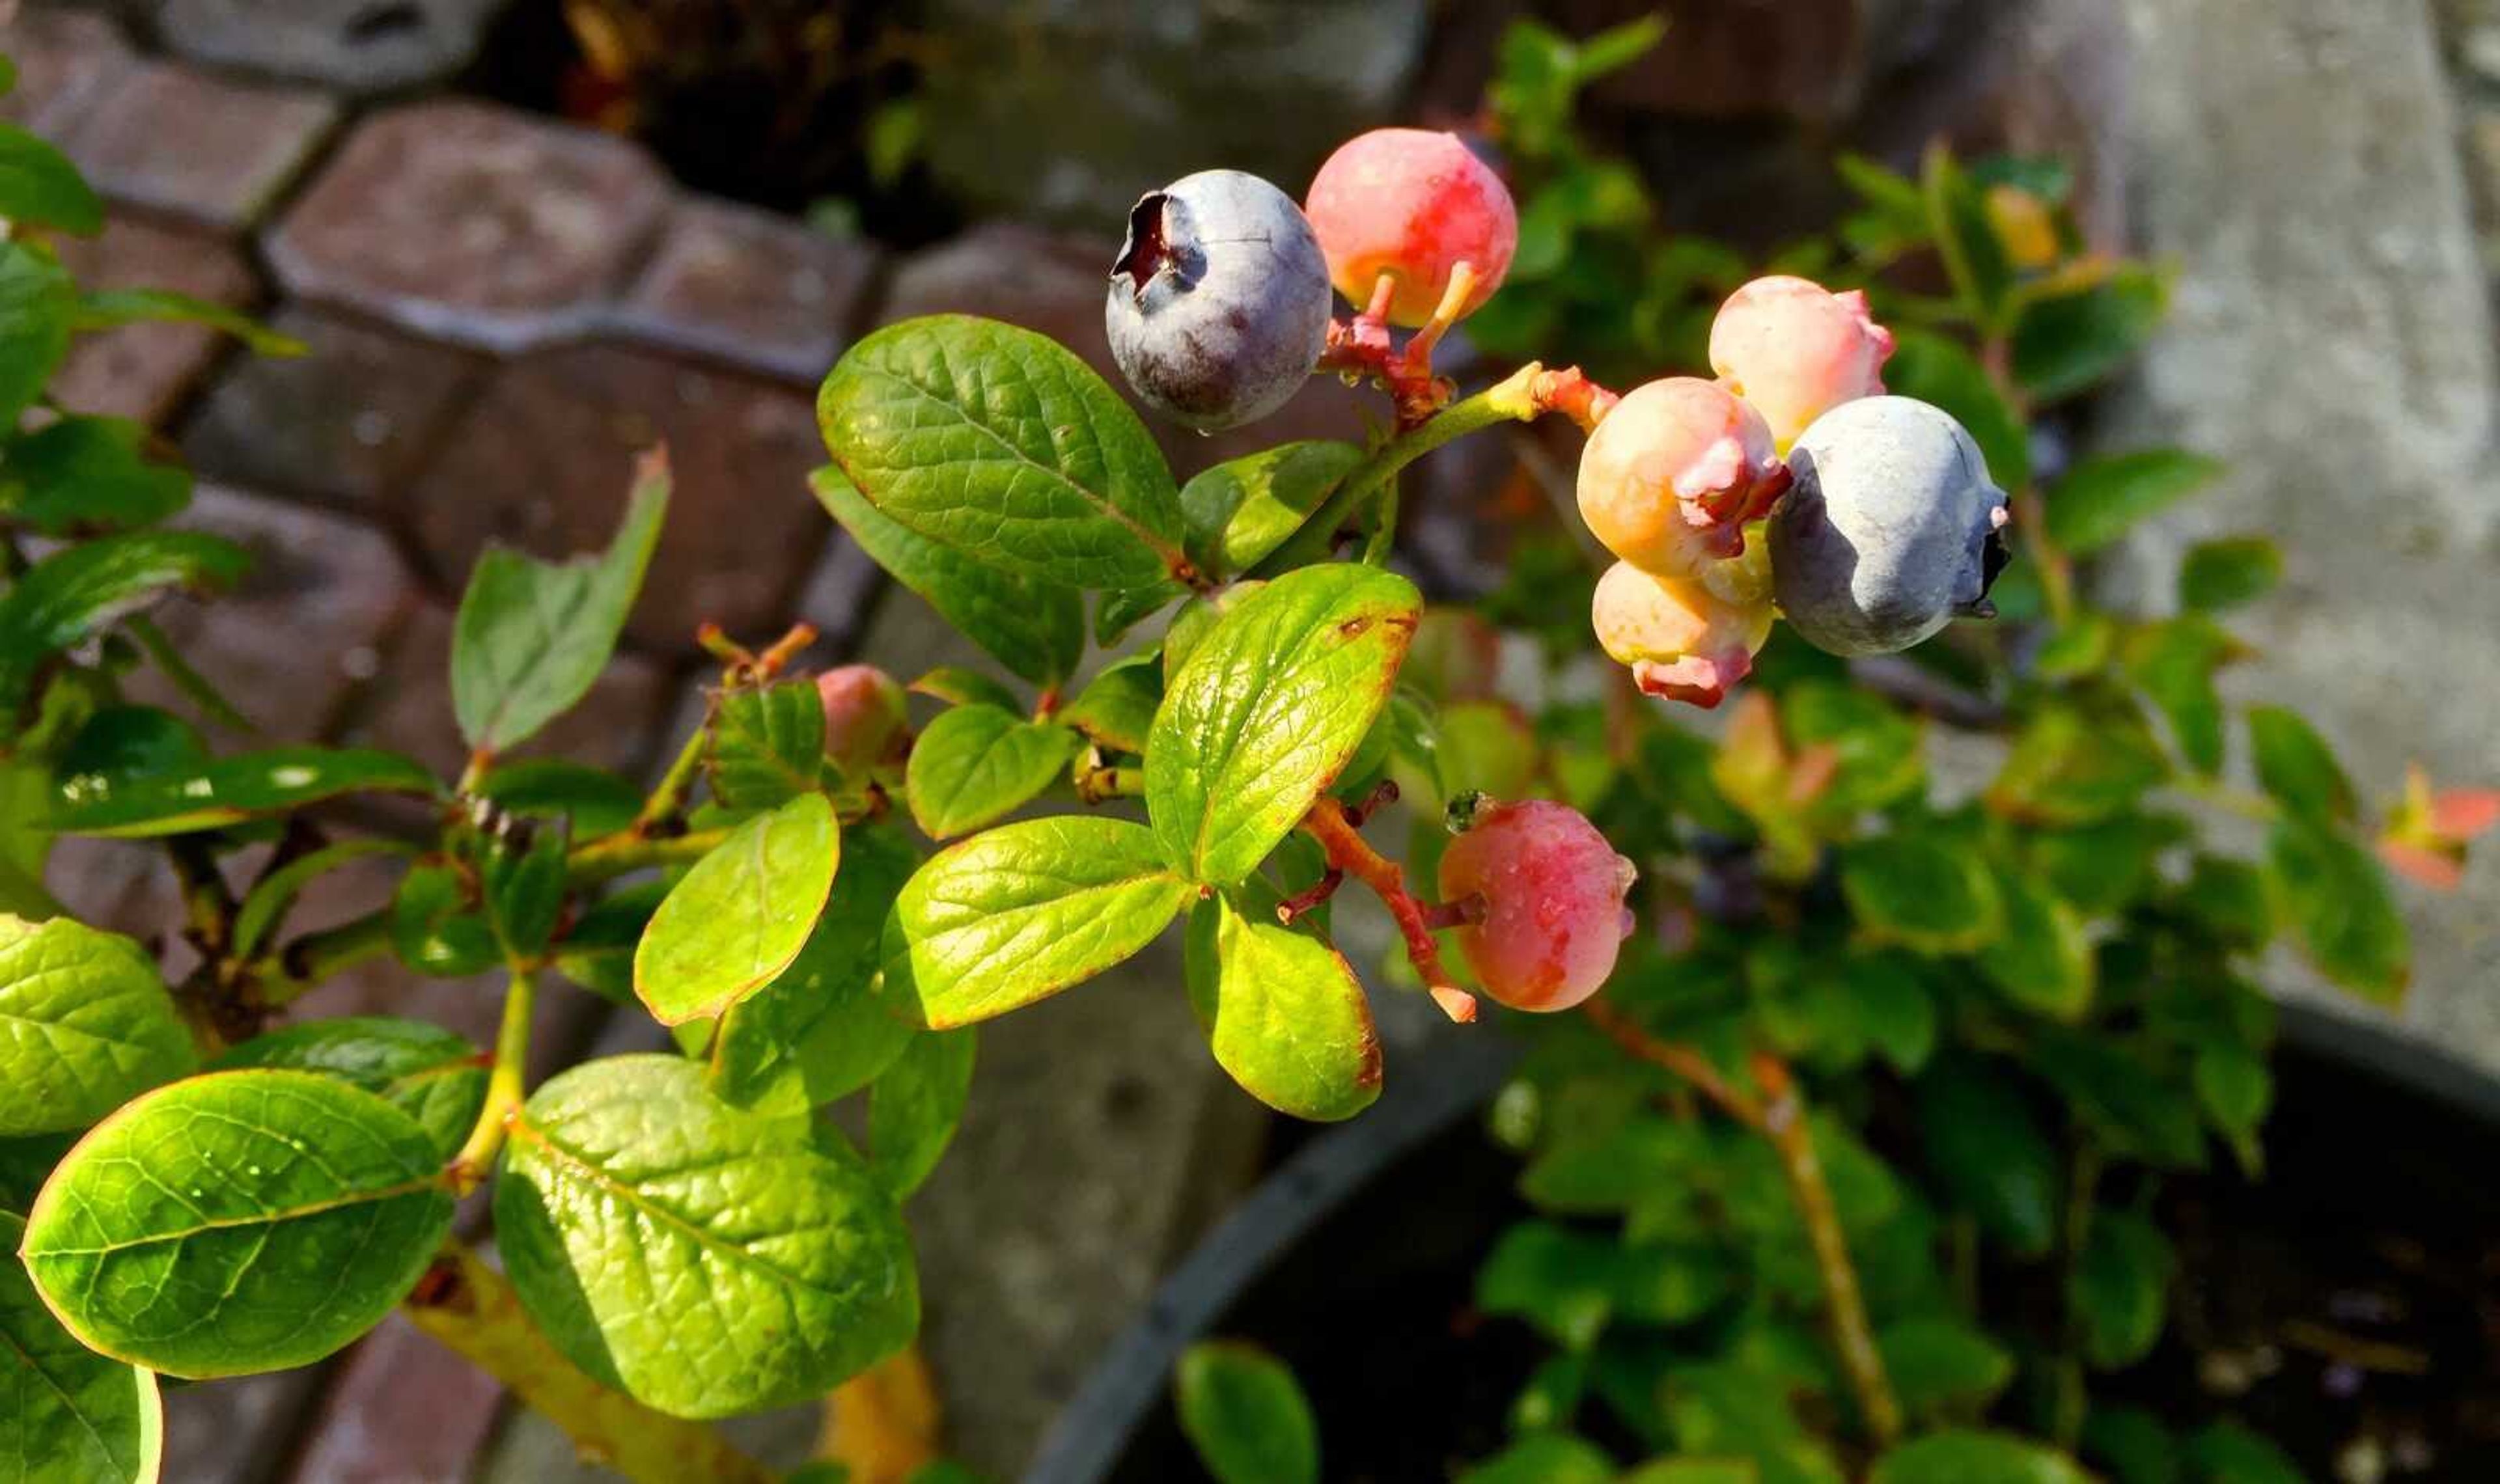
[1767,395,2012,656]
[1107,170,1333,432]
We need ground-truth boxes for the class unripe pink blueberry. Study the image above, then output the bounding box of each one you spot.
[1305,128,1517,327]
[814,665,908,776]
[1438,798,1635,1013]
[1707,275,1895,448]
[1590,561,1774,710]
[1576,377,1785,578]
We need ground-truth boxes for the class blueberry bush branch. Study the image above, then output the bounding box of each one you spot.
[3,18,2493,1484]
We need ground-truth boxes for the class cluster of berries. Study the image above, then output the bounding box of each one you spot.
[1585,279,2010,705]
[1103,129,2014,710]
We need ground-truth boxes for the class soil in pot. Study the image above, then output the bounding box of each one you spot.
[1104,1036,2500,1481]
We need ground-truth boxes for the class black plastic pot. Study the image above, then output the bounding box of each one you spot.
[1025,1003,2500,1483]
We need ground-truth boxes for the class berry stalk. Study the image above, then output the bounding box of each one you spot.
[1298,794,1477,1023]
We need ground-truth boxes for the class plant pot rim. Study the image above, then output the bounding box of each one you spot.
[1023,1000,2500,1483]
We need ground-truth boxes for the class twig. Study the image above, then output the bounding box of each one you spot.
[817,1345,943,1483]
[1581,998,1765,1130]
[404,1241,775,1484]
[447,967,535,1192]
[565,825,732,886]
[1754,1052,1902,1446]
[1298,794,1476,1023]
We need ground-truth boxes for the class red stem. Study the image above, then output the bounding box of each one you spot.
[1299,795,1477,1022]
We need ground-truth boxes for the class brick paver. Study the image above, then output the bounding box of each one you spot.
[182,305,484,509]
[0,8,135,136]
[121,484,419,741]
[160,0,508,98]
[59,59,339,230]
[402,341,829,651]
[615,195,882,384]
[48,214,258,426]
[266,100,671,353]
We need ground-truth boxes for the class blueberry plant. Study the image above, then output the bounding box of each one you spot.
[0,19,2489,1484]
[1170,23,2500,1484]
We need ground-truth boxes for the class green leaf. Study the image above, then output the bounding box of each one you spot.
[0,122,102,232]
[2083,1406,2181,1484]
[1620,1463,1758,1484]
[1978,870,2095,1019]
[494,1054,917,1418]
[1176,1341,1319,1484]
[0,240,76,428]
[1058,655,1161,756]
[910,666,1020,713]
[231,836,417,958]
[49,746,438,837]
[1458,1433,1614,1484]
[712,824,918,1110]
[2182,1421,2302,1484]
[1521,1114,1710,1216]
[451,450,667,753]
[635,793,838,1025]
[475,758,642,838]
[904,704,1081,839]
[2124,616,2234,775]
[481,822,569,959]
[1848,953,1938,1073]
[884,815,1189,1028]
[1871,1431,2091,1484]
[1880,1316,2014,1415]
[2035,1032,2207,1167]
[2246,706,2354,824]
[2268,819,2406,1002]
[2178,538,2281,612]
[0,1133,72,1211]
[708,680,833,814]
[0,416,191,534]
[2179,855,2274,950]
[1918,1060,2059,1257]
[1924,143,2016,329]
[1183,885,1382,1123]
[1661,1361,1847,1484]
[0,530,250,721]
[551,881,666,1003]
[1881,330,2030,490]
[21,1070,455,1376]
[55,705,206,787]
[389,861,499,979]
[74,289,305,357]
[208,1017,486,1163]
[869,1028,974,1198]
[2046,450,2224,555]
[0,914,193,1136]
[0,1209,163,1484]
[2071,1211,2173,1369]
[812,467,1083,687]
[1146,566,1419,885]
[2012,263,2167,402]
[1988,706,2167,827]
[818,314,1185,592]
[2193,1039,2271,1160]
[1180,441,1363,581]
[1840,834,2001,955]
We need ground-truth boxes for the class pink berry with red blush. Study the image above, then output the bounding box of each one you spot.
[814,664,908,777]
[1438,797,1636,1012]
[1306,128,1518,326]
[1708,275,1896,447]
[1576,376,1785,578]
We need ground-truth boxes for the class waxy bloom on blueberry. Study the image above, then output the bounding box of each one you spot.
[815,664,908,777]
[1768,395,2012,657]
[1107,169,1333,431]
[1439,797,1635,1013]
[1305,128,1517,326]
[1576,376,1785,578]
[1591,561,1775,709]
[1708,275,1895,447]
